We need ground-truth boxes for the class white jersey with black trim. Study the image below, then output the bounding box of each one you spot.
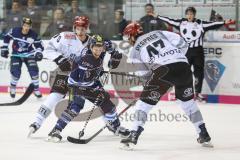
[130,30,188,70]
[43,31,91,61]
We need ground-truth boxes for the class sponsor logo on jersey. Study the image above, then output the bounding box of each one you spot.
[64,33,76,40]
[160,48,181,57]
[204,60,225,92]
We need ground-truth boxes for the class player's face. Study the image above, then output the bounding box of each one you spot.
[91,45,104,58]
[186,11,195,22]
[75,26,87,36]
[22,23,31,34]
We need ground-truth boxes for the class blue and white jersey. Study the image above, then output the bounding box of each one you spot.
[3,27,43,56]
[68,48,105,87]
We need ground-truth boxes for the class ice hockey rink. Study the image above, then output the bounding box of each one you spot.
[0,93,239,160]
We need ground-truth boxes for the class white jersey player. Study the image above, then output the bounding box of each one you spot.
[120,22,213,149]
[28,16,91,137]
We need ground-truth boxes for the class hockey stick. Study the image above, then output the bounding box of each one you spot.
[102,71,140,78]
[0,83,34,106]
[70,70,111,138]
[67,99,137,144]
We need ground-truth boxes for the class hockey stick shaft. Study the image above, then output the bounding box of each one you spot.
[102,71,140,78]
[67,99,137,144]
[0,83,34,106]
[71,70,111,137]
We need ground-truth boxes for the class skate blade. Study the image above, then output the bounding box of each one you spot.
[119,142,134,151]
[201,141,214,148]
[45,136,61,143]
[27,127,35,138]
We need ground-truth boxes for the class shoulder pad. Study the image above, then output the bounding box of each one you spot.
[12,27,21,33]
[29,29,38,37]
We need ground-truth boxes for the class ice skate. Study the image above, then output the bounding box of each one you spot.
[120,126,144,150]
[47,128,62,143]
[28,122,40,138]
[106,118,130,138]
[10,85,16,99]
[34,90,42,98]
[197,123,213,148]
[196,93,207,103]
[110,126,131,138]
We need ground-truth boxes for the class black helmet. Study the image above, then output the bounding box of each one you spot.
[185,7,196,15]
[90,34,104,47]
[22,17,32,25]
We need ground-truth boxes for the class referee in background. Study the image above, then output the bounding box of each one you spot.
[156,7,232,102]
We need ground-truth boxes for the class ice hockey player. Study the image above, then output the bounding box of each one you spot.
[47,34,128,142]
[28,16,92,137]
[120,22,213,149]
[0,17,44,98]
[157,7,232,102]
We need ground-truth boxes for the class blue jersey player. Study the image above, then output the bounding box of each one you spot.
[0,17,44,98]
[47,35,129,142]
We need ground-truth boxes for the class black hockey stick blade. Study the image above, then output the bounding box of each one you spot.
[0,83,34,106]
[67,100,137,144]
[67,127,106,144]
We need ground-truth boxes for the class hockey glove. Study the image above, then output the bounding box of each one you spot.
[35,52,43,61]
[54,55,71,71]
[108,50,122,69]
[104,39,114,52]
[1,46,9,58]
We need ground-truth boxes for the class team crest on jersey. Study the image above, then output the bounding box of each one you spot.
[17,41,27,52]
[183,88,193,98]
[149,91,161,102]
[27,37,34,43]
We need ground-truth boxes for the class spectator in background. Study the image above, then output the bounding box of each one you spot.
[0,19,8,39]
[111,9,128,40]
[43,7,71,37]
[5,0,24,29]
[96,3,113,39]
[139,3,167,33]
[23,0,42,34]
[214,14,228,31]
[65,0,85,22]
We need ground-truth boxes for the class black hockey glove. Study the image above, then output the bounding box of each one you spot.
[1,46,9,58]
[108,50,122,69]
[54,55,71,71]
[34,52,43,61]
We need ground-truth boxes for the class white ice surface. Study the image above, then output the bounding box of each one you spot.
[0,93,240,160]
